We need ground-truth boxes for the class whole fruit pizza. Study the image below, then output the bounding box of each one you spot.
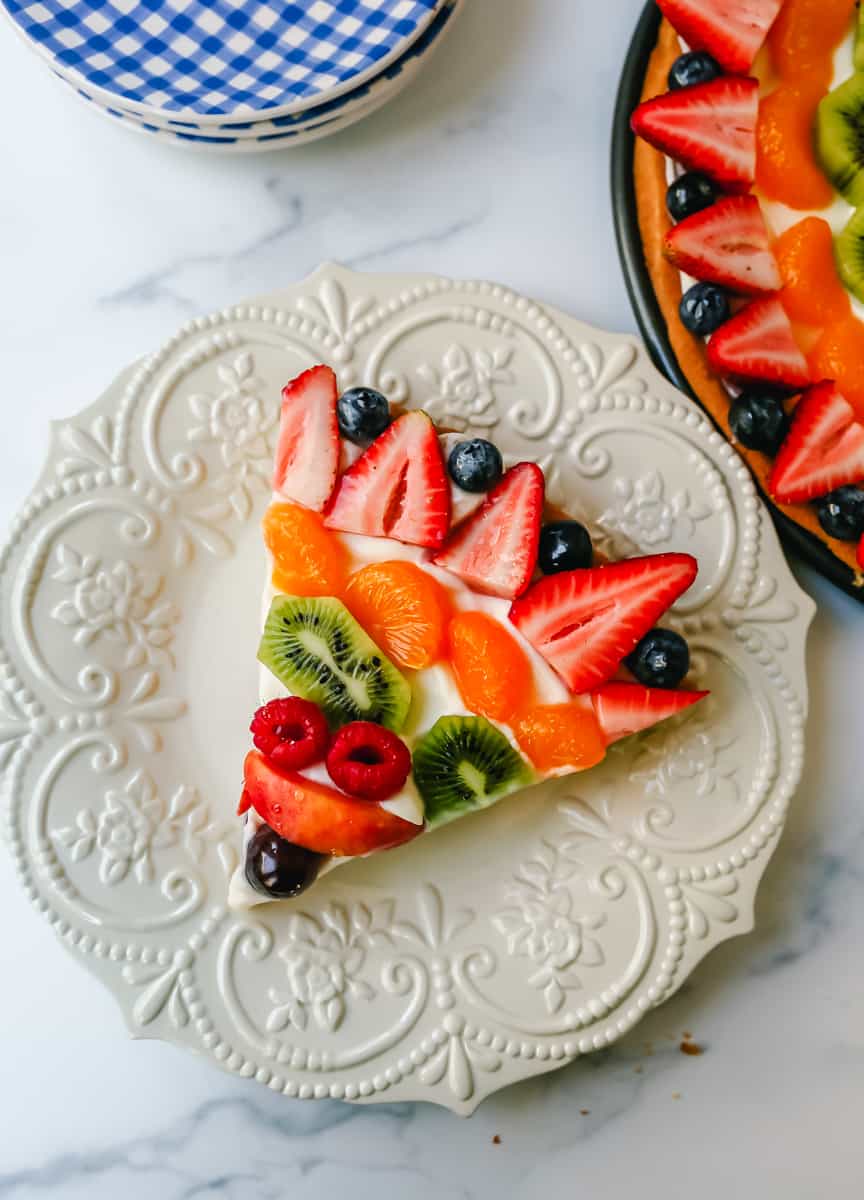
[630,0,864,594]
[231,365,707,906]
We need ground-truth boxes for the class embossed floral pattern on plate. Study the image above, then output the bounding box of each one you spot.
[0,265,814,1113]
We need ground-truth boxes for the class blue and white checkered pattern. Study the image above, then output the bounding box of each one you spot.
[64,0,458,145]
[3,0,439,117]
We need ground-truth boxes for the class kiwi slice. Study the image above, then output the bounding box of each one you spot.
[817,75,864,206]
[259,595,411,732]
[834,205,864,304]
[412,716,533,830]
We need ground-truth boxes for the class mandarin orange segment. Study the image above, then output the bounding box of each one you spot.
[767,0,856,89]
[343,561,450,670]
[756,84,835,211]
[808,318,864,419]
[447,611,533,723]
[263,503,349,597]
[775,217,852,326]
[514,702,607,772]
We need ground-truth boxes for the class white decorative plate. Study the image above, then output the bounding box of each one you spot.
[0,264,814,1114]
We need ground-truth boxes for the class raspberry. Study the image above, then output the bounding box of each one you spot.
[326,722,411,801]
[250,698,329,771]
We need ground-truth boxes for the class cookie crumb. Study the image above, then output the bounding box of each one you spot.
[680,1040,703,1056]
[672,1092,681,1101]
[492,1135,501,1145]
[580,1109,590,1116]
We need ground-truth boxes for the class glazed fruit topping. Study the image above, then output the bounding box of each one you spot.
[258,595,412,732]
[757,83,835,212]
[591,682,708,744]
[447,438,504,493]
[325,721,412,801]
[243,750,420,856]
[775,218,851,328]
[448,611,533,723]
[432,462,544,599]
[666,171,718,222]
[250,697,330,771]
[657,0,783,75]
[514,701,606,772]
[344,560,450,671]
[625,628,690,690]
[337,386,391,444]
[770,381,864,504]
[664,195,781,296]
[668,50,722,91]
[729,392,789,456]
[273,365,339,513]
[680,282,730,336]
[325,411,450,548]
[245,823,323,899]
[707,296,811,388]
[509,553,698,694]
[263,502,349,597]
[816,486,864,541]
[631,75,759,194]
[538,521,593,574]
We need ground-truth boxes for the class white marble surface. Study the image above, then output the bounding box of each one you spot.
[1,0,862,1194]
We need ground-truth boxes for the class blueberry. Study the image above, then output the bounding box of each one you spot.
[679,282,730,336]
[245,824,322,899]
[729,392,789,456]
[816,486,864,541]
[626,628,690,689]
[337,387,390,444]
[668,51,722,91]
[666,172,718,222]
[538,521,593,574]
[447,438,503,493]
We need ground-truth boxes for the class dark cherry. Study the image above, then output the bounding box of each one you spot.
[245,824,322,899]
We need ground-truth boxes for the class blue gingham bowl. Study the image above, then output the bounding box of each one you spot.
[1,0,441,120]
[58,0,458,143]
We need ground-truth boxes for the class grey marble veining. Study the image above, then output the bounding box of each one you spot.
[1,0,863,1195]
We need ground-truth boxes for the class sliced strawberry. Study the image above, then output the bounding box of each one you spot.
[858,533,864,570]
[324,411,450,548]
[631,76,759,193]
[273,365,339,512]
[707,296,811,388]
[509,554,698,694]
[243,750,421,857]
[591,682,708,744]
[657,0,783,75]
[431,463,544,599]
[664,195,781,295]
[769,381,864,504]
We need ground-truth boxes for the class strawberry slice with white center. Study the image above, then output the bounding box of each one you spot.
[631,75,759,194]
[707,296,811,388]
[591,682,708,744]
[769,381,864,504]
[664,195,781,295]
[273,365,339,512]
[324,410,450,548]
[657,0,783,75]
[509,554,698,694]
[431,463,544,599]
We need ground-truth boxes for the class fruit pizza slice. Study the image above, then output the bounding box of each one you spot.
[230,365,707,907]
[629,0,864,596]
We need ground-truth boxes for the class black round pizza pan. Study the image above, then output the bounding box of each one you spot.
[610,1,863,603]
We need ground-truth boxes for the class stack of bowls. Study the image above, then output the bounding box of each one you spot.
[1,0,461,151]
